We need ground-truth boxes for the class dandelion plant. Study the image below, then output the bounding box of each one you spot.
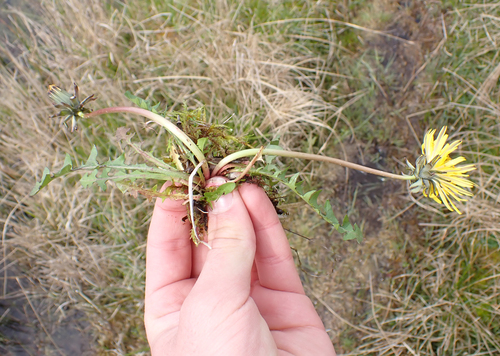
[33,84,476,245]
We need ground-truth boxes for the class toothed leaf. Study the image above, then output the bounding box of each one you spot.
[303,190,322,207]
[125,91,162,113]
[31,146,189,195]
[84,146,99,167]
[289,173,300,188]
[204,182,236,206]
[264,144,284,164]
[253,165,362,241]
[81,169,99,189]
[30,154,73,195]
[197,137,209,152]
[339,214,362,242]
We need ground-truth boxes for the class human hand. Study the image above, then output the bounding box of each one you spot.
[144,178,336,356]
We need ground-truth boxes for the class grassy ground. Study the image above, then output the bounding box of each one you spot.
[0,0,499,355]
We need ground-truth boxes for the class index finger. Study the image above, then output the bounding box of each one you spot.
[145,196,192,298]
[239,183,305,294]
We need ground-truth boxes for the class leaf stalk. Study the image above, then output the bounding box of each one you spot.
[85,107,210,179]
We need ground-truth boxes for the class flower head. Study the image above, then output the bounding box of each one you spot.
[48,83,96,132]
[406,127,475,214]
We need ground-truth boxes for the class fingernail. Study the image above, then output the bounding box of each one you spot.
[206,176,234,214]
[206,177,228,187]
[211,191,233,214]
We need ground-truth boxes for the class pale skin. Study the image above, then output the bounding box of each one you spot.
[145,178,336,356]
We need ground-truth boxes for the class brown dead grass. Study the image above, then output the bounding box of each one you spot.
[0,0,499,355]
[0,0,355,353]
[301,2,500,355]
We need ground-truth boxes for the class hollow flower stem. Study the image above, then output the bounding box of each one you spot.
[86,107,413,182]
[212,149,415,181]
[85,107,210,179]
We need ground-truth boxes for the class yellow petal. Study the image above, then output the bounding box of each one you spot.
[435,183,460,214]
[431,127,448,161]
[423,129,436,161]
[438,140,461,158]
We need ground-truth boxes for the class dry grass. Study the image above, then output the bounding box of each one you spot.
[308,2,500,355]
[0,0,499,355]
[0,0,354,354]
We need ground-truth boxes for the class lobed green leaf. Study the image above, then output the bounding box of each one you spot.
[31,145,189,196]
[203,182,237,206]
[254,164,362,242]
[30,154,73,196]
[125,91,162,114]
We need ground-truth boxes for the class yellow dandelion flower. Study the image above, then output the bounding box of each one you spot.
[406,127,475,214]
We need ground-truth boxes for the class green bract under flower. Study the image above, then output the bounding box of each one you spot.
[48,83,96,132]
[406,127,475,214]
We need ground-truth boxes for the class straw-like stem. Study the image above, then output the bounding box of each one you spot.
[85,107,210,179]
[212,149,414,181]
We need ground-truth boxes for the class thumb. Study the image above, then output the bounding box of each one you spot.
[196,177,256,291]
